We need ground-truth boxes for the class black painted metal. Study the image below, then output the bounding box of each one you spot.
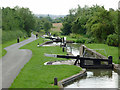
[54,77,58,85]
[57,55,110,62]
[17,38,19,43]
[56,55,113,69]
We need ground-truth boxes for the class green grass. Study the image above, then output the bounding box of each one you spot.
[85,44,119,64]
[10,37,82,88]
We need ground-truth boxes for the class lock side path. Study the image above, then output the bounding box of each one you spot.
[1,34,37,88]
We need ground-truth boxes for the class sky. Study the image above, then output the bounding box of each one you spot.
[0,0,119,15]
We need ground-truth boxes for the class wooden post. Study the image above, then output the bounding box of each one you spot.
[80,59,84,67]
[70,46,72,53]
[54,77,58,85]
[83,46,85,57]
[62,47,65,52]
[74,55,79,65]
[63,37,64,43]
[108,56,112,64]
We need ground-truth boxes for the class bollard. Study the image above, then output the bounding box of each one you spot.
[37,43,39,47]
[54,77,58,85]
[108,56,112,64]
[36,34,38,38]
[17,37,19,43]
[62,47,65,52]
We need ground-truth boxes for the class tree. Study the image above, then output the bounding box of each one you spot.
[17,7,35,36]
[61,9,75,35]
[61,22,72,35]
[43,21,52,33]
[86,6,114,42]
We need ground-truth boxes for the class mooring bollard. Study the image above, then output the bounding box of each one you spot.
[62,47,65,52]
[54,77,58,85]
[36,34,38,38]
[37,43,39,47]
[108,56,112,64]
[17,37,19,43]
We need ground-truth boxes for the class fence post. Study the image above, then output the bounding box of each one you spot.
[108,56,112,64]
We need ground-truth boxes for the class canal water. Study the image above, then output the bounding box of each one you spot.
[43,42,119,88]
[65,43,119,88]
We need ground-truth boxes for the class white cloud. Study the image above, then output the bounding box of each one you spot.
[0,0,119,15]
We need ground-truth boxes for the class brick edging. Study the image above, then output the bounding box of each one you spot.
[58,69,87,88]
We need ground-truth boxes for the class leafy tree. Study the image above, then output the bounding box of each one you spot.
[17,7,35,36]
[61,9,75,35]
[61,21,72,35]
[86,6,114,42]
[43,21,52,33]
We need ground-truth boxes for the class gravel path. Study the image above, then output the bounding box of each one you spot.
[1,34,37,89]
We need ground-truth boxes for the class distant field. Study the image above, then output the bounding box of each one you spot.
[51,23,62,32]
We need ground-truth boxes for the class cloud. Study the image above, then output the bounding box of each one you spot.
[0,0,119,15]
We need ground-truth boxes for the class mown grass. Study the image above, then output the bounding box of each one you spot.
[85,44,119,64]
[10,37,82,88]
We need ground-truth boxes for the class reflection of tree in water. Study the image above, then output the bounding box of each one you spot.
[119,75,120,89]
[66,43,119,88]
[87,69,112,78]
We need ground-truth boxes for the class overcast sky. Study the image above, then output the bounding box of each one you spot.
[0,0,119,15]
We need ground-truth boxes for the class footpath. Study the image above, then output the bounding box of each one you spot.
[0,34,37,89]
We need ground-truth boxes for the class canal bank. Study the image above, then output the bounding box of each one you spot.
[65,43,120,88]
[10,38,82,88]
[43,41,119,88]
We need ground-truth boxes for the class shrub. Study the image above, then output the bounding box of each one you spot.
[2,30,27,44]
[85,38,96,44]
[52,31,60,37]
[70,33,82,39]
[75,38,87,43]
[106,34,118,47]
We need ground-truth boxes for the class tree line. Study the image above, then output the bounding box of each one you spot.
[2,6,53,43]
[61,5,119,46]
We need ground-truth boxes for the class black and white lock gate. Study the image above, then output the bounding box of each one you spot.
[44,54,113,69]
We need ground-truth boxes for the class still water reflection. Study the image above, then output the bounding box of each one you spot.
[65,69,118,88]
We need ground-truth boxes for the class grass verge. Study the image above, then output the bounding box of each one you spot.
[85,44,119,64]
[10,37,82,88]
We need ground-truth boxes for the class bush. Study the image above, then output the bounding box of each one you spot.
[75,38,87,43]
[70,33,82,39]
[2,30,27,44]
[85,38,96,44]
[52,31,60,37]
[106,34,118,47]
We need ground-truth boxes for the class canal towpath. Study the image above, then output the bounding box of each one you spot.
[1,34,37,89]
